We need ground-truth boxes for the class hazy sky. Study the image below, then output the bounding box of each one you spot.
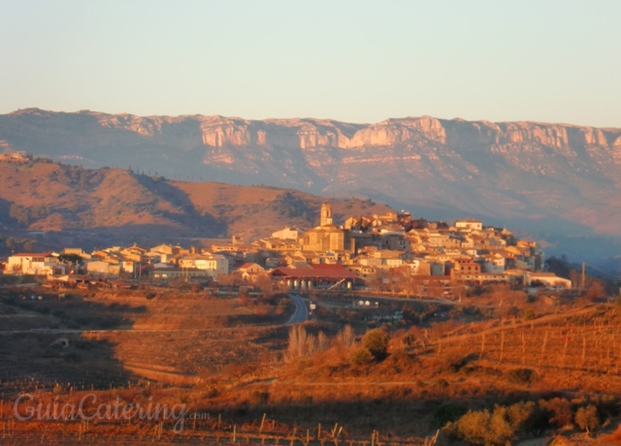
[1,1,620,126]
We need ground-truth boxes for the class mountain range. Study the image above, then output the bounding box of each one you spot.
[1,108,621,264]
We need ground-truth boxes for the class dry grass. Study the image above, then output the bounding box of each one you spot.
[4,285,621,441]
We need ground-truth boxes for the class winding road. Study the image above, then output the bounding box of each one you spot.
[286,294,308,324]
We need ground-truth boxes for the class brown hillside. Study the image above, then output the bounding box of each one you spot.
[0,157,393,243]
[171,181,391,239]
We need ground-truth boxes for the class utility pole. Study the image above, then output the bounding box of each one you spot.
[581,262,586,291]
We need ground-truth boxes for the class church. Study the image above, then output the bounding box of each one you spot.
[298,204,352,252]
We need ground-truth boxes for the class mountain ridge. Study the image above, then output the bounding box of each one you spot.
[2,108,621,262]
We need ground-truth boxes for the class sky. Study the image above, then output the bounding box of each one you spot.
[1,0,620,127]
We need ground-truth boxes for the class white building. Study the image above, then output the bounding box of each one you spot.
[5,253,65,275]
[271,227,301,240]
[86,260,121,277]
[455,219,483,231]
[194,254,229,277]
[480,254,506,274]
[525,272,572,288]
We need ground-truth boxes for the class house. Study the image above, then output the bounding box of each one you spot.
[479,253,506,273]
[265,257,287,269]
[404,259,432,276]
[150,244,180,256]
[356,249,405,270]
[86,260,121,277]
[449,258,481,276]
[120,245,147,263]
[195,254,229,277]
[5,253,66,276]
[121,260,137,274]
[178,254,202,269]
[348,264,377,280]
[271,227,302,240]
[236,262,266,281]
[455,219,483,231]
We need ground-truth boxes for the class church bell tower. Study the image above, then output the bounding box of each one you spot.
[320,203,333,226]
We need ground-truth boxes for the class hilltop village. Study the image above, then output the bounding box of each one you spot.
[1,204,570,293]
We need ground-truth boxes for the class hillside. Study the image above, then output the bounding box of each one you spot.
[0,157,392,248]
[2,109,621,261]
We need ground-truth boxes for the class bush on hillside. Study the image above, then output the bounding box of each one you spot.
[506,368,535,385]
[350,348,374,366]
[362,328,388,361]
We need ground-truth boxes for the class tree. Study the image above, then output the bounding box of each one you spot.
[285,325,308,361]
[336,325,356,348]
[362,328,388,361]
[575,405,599,434]
[585,281,606,301]
[58,253,83,266]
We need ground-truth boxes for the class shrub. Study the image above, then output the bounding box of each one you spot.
[575,405,599,433]
[145,291,156,300]
[446,401,554,444]
[350,347,374,365]
[506,368,535,385]
[384,348,416,369]
[362,328,388,361]
[506,401,547,435]
[540,397,573,428]
[445,407,515,446]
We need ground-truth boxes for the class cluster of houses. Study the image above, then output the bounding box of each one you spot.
[1,204,572,291]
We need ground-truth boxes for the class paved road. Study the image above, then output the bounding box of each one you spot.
[286,294,308,324]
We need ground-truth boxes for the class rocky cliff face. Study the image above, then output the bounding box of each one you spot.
[2,108,621,258]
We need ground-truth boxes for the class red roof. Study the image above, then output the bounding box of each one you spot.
[272,264,359,279]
